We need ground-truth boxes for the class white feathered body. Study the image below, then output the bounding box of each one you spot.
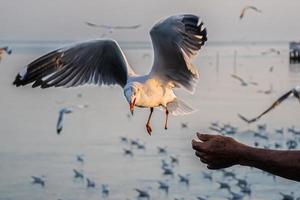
[127,75,176,108]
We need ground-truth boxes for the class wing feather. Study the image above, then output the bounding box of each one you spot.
[13,39,135,88]
[149,14,207,92]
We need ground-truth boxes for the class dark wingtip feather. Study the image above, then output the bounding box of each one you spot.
[13,74,23,87]
[237,113,254,124]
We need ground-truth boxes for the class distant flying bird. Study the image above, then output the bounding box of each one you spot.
[181,122,188,129]
[238,86,300,123]
[158,146,167,154]
[101,184,109,196]
[31,176,45,187]
[0,46,12,62]
[178,174,190,185]
[231,74,258,87]
[13,14,207,135]
[56,108,73,134]
[85,22,141,30]
[158,181,169,194]
[73,169,84,179]
[162,167,174,176]
[123,148,133,156]
[76,154,84,163]
[239,6,262,19]
[86,178,96,188]
[170,155,179,165]
[135,188,150,200]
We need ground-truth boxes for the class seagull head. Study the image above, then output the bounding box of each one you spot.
[124,83,142,115]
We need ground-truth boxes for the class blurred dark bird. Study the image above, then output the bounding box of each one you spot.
[253,132,268,140]
[286,140,297,150]
[279,192,294,200]
[158,180,169,194]
[135,188,150,200]
[101,184,109,196]
[170,155,179,165]
[161,159,171,169]
[31,176,45,187]
[56,108,73,134]
[158,146,167,154]
[257,124,267,132]
[0,46,12,62]
[73,169,84,179]
[202,172,213,181]
[211,121,219,127]
[288,126,300,135]
[269,66,274,72]
[218,181,231,191]
[120,136,128,143]
[130,139,140,147]
[231,74,258,87]
[221,169,236,179]
[86,178,96,188]
[181,122,188,129]
[76,155,84,163]
[238,86,300,123]
[228,190,245,200]
[197,196,209,200]
[239,5,262,19]
[234,177,248,189]
[240,184,251,196]
[162,167,174,176]
[178,174,190,185]
[137,142,146,150]
[124,148,134,156]
[275,128,284,134]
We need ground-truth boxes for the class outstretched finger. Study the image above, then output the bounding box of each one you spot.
[192,139,207,152]
[197,132,215,141]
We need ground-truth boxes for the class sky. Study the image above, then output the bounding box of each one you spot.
[1,0,300,42]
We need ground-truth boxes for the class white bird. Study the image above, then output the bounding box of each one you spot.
[85,22,141,30]
[13,14,207,135]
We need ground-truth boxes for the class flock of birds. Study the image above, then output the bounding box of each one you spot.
[30,120,300,200]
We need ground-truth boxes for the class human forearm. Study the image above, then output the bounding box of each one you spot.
[239,146,300,181]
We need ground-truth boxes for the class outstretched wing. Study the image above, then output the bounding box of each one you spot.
[231,74,247,85]
[149,14,207,93]
[238,89,294,123]
[13,39,135,88]
[240,6,262,19]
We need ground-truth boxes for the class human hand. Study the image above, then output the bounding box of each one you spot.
[192,132,246,169]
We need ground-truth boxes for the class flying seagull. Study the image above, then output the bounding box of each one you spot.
[13,14,207,135]
[0,46,12,62]
[85,22,141,30]
[238,86,300,123]
[239,6,262,19]
[231,74,258,87]
[56,108,73,134]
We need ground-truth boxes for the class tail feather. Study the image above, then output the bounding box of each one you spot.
[167,99,195,116]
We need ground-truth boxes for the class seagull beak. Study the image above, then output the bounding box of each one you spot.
[129,98,136,115]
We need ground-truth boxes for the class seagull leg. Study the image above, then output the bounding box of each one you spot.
[146,107,154,135]
[164,108,169,130]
